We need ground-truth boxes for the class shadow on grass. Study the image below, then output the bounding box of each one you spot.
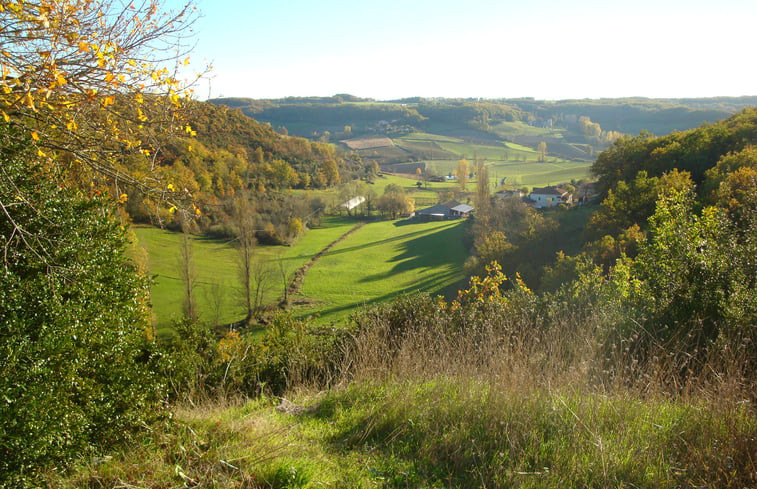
[297,270,461,324]
[358,221,467,284]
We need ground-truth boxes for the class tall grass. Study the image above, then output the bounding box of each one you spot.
[324,281,756,488]
[45,271,755,488]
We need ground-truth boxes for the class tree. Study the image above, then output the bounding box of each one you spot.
[178,215,198,321]
[0,125,162,485]
[625,183,756,365]
[475,160,490,209]
[0,0,202,198]
[377,185,414,219]
[537,141,547,161]
[321,159,341,186]
[455,158,470,190]
[233,195,259,323]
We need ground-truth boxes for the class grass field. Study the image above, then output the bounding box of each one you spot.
[134,217,357,331]
[489,160,593,188]
[294,219,468,325]
[489,120,566,139]
[390,132,592,189]
[135,215,468,330]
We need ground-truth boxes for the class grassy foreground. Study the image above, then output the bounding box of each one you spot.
[48,379,755,488]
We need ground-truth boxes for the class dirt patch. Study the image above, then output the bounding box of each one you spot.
[342,137,394,150]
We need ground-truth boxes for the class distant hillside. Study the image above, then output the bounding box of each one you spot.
[211,95,756,141]
[208,96,756,170]
[508,97,757,135]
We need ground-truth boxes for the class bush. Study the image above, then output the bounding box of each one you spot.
[0,125,163,486]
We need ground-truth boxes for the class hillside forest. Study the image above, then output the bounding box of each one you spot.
[1,1,756,488]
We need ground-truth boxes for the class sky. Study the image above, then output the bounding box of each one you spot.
[164,0,757,101]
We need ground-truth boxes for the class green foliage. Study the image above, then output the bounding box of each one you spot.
[0,125,163,486]
[586,169,692,239]
[616,185,757,368]
[591,107,757,196]
[159,312,347,399]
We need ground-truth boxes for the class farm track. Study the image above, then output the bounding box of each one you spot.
[281,222,366,304]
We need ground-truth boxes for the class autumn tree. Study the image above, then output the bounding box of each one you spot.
[0,0,203,201]
[537,141,547,161]
[377,184,414,219]
[1,3,204,481]
[475,160,490,210]
[455,157,470,190]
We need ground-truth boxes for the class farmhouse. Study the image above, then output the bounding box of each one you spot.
[528,186,572,208]
[415,200,474,220]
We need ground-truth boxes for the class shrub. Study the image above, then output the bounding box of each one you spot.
[0,125,163,486]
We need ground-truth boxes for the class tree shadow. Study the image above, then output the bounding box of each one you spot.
[298,270,462,323]
[358,221,468,283]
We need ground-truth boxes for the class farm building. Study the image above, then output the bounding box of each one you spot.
[528,186,572,208]
[415,200,474,220]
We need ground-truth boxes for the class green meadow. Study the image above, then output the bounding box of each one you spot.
[391,132,592,189]
[134,216,467,330]
[134,217,356,331]
[295,219,467,324]
[489,160,593,188]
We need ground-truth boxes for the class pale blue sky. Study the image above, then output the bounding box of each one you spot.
[166,0,757,100]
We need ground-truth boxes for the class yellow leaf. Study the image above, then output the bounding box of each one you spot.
[78,41,90,52]
[102,95,114,107]
[118,193,128,204]
[195,207,202,216]
[31,132,39,141]
[1,111,8,123]
[37,149,46,157]
[56,74,66,86]
[24,92,36,110]
[183,57,190,66]
[167,183,175,191]
[168,206,177,214]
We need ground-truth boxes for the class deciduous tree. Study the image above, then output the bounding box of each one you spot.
[0,0,202,199]
[455,158,469,190]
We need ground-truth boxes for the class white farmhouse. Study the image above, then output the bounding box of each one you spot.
[528,186,572,208]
